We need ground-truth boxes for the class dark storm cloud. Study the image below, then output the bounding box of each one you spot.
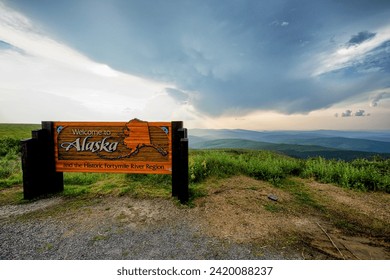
[347,31,376,47]
[6,0,390,116]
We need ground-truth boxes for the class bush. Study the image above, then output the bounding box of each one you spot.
[242,151,302,184]
[189,150,303,185]
[188,150,389,193]
[0,138,20,157]
[0,139,22,188]
[301,157,390,192]
[189,151,243,183]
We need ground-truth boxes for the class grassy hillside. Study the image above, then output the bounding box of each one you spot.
[1,124,389,199]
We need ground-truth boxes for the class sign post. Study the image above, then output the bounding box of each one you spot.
[21,119,189,203]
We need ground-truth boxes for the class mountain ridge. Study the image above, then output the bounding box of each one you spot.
[188,129,390,160]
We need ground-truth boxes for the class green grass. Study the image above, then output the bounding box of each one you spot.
[0,143,22,188]
[189,149,302,184]
[264,202,283,213]
[60,173,172,199]
[301,157,390,192]
[0,124,39,188]
[1,124,389,205]
[0,124,40,139]
[276,178,326,212]
[188,149,390,193]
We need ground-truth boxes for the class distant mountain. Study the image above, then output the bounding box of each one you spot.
[191,138,336,151]
[281,137,390,154]
[188,129,390,160]
[189,138,389,161]
[190,129,390,143]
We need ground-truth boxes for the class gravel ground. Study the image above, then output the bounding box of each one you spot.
[2,176,389,260]
[0,196,294,260]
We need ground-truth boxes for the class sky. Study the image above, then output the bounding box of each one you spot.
[0,0,389,130]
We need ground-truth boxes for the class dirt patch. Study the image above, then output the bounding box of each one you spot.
[192,176,390,259]
[193,176,298,241]
[64,197,191,231]
[307,180,390,223]
[301,180,390,259]
[0,197,64,219]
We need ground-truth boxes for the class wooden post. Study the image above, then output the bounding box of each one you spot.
[21,138,40,199]
[171,123,189,203]
[42,121,64,194]
[179,137,189,203]
[20,122,63,199]
[171,121,183,197]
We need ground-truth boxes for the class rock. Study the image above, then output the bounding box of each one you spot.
[267,194,278,201]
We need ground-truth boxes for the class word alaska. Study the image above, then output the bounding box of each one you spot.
[60,136,119,153]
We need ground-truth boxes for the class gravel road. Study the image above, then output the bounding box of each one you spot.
[0,196,294,260]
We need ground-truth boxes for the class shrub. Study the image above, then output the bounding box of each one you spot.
[0,145,22,188]
[189,150,303,185]
[189,151,243,183]
[301,157,390,192]
[188,150,389,193]
[0,138,20,157]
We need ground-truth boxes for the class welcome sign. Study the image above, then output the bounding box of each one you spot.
[54,119,172,174]
[21,119,188,203]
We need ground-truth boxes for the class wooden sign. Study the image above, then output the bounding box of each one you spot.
[54,119,172,174]
[21,119,188,203]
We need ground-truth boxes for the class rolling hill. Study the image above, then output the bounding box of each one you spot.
[189,129,390,160]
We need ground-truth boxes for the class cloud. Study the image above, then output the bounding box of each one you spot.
[8,0,389,118]
[337,109,370,118]
[347,31,376,47]
[354,109,368,117]
[0,2,194,123]
[2,0,390,130]
[271,20,289,27]
[165,88,191,104]
[370,91,390,107]
[312,26,390,77]
[341,110,353,117]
